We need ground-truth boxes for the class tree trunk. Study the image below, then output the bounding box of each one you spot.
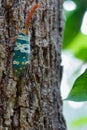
[0,0,66,130]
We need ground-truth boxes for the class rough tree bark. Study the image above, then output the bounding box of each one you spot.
[0,0,66,130]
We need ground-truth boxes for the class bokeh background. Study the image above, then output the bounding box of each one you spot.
[61,0,87,130]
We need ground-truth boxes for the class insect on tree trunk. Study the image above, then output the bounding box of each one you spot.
[0,0,66,130]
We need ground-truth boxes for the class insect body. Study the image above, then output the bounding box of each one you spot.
[13,3,40,76]
[13,33,30,76]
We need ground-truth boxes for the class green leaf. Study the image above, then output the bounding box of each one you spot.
[72,0,87,8]
[72,116,87,127]
[65,69,87,102]
[66,33,87,61]
[63,6,85,48]
[63,0,87,49]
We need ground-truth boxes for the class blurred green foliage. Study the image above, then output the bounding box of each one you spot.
[63,0,87,129]
[63,0,87,61]
[64,0,87,102]
[72,116,87,127]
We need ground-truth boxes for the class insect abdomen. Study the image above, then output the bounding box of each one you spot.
[13,33,30,76]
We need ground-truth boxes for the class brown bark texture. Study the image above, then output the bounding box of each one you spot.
[0,0,66,130]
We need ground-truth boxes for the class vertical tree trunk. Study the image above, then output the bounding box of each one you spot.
[0,0,66,130]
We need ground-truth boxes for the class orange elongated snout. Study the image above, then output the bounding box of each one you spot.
[25,3,41,35]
